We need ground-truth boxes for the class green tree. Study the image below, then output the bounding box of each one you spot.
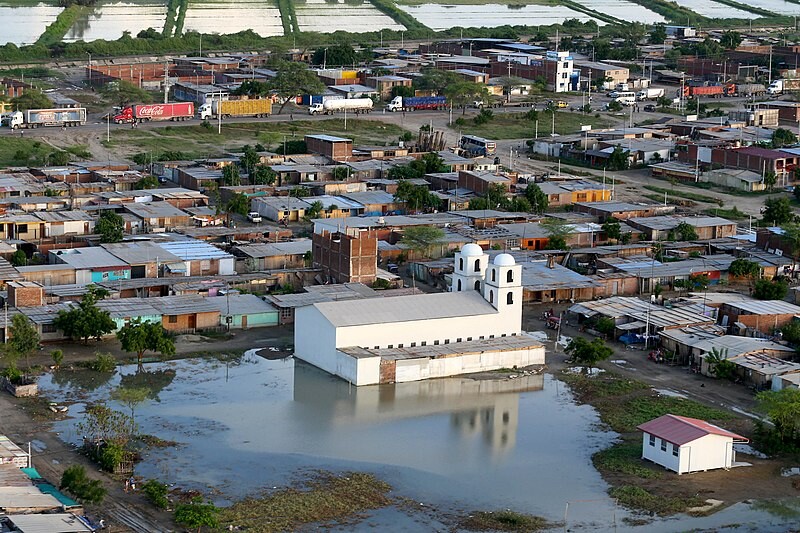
[134,175,159,190]
[304,200,324,221]
[312,43,357,67]
[781,320,800,345]
[781,223,800,261]
[221,164,241,186]
[331,166,349,181]
[541,217,572,250]
[50,150,71,166]
[606,100,623,112]
[415,67,462,94]
[269,61,327,114]
[174,501,219,533]
[524,184,548,214]
[223,193,249,225]
[240,144,260,177]
[649,23,667,45]
[565,337,613,372]
[77,404,136,448]
[232,80,270,97]
[252,165,276,185]
[762,197,794,225]
[9,249,27,267]
[10,89,52,111]
[60,465,106,504]
[54,286,116,344]
[595,316,616,337]
[729,258,761,279]
[401,226,446,257]
[772,128,797,149]
[8,314,40,376]
[101,80,152,108]
[391,85,415,98]
[720,31,742,50]
[51,349,64,369]
[116,318,176,370]
[704,347,736,380]
[753,277,789,300]
[445,81,490,114]
[602,218,621,242]
[607,146,630,171]
[756,388,800,448]
[764,171,777,192]
[142,480,170,509]
[393,180,440,212]
[673,221,698,241]
[95,210,125,243]
[111,386,149,423]
[494,76,526,102]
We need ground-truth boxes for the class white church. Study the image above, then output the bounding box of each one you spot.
[294,244,545,385]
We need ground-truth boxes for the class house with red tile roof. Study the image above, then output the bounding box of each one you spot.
[637,414,748,474]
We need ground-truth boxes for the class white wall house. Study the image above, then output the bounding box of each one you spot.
[638,414,748,475]
[294,247,542,385]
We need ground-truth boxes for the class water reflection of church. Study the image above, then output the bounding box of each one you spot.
[293,361,544,455]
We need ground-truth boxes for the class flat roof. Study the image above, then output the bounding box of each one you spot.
[153,240,233,261]
[53,247,128,270]
[311,290,496,327]
[204,293,276,316]
[234,240,311,258]
[5,514,93,533]
[723,299,800,315]
[341,333,542,361]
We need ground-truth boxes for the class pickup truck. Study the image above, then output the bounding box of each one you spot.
[247,212,262,223]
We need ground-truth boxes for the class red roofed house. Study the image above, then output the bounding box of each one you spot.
[637,414,748,474]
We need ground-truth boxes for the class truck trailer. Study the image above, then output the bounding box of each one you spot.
[114,102,195,124]
[386,96,447,112]
[308,98,373,115]
[636,88,665,100]
[767,79,800,95]
[3,108,87,129]
[198,99,272,120]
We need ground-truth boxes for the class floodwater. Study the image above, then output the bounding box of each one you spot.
[398,3,602,31]
[64,1,167,43]
[670,0,761,19]
[578,0,666,24]
[744,0,800,15]
[0,2,62,46]
[38,352,800,531]
[295,0,405,33]
[181,0,283,37]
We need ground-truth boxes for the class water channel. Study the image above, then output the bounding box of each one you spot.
[37,351,800,531]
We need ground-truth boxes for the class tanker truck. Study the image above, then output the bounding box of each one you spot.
[198,99,272,120]
[114,102,194,124]
[3,108,87,129]
[308,98,373,115]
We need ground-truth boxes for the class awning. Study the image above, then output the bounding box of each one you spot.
[165,262,187,273]
[617,320,646,331]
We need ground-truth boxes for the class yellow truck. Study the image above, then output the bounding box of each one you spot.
[198,99,272,119]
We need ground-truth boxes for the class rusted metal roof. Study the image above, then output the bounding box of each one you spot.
[637,414,747,445]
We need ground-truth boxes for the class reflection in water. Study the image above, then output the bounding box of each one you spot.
[0,3,63,46]
[118,369,176,401]
[51,368,114,392]
[397,3,600,30]
[65,1,167,42]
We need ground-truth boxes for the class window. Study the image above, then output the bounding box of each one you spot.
[388,344,393,349]
[672,444,679,457]
[480,336,485,340]
[457,279,462,291]
[502,412,510,423]
[421,341,427,346]
[42,324,57,333]
[507,270,514,283]
[489,335,495,339]
[474,280,480,291]
[649,435,656,447]
[17,224,27,234]
[434,340,439,345]
[507,292,514,305]
[459,258,464,271]
[660,440,667,452]
[168,315,178,324]
[457,338,462,343]
[467,337,472,341]
[444,339,450,344]
[398,344,403,348]
[474,258,481,272]
[374,346,379,349]
[489,290,494,303]
[410,342,416,347]
[491,269,496,282]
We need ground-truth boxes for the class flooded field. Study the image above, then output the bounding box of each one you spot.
[744,0,800,15]
[181,0,283,37]
[64,1,167,43]
[671,0,761,19]
[37,352,800,531]
[398,2,601,30]
[295,0,405,33]
[579,0,666,23]
[0,1,62,46]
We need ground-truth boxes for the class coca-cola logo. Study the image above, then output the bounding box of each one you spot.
[139,105,166,117]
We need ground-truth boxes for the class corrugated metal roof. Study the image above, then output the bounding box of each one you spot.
[154,240,233,261]
[53,248,128,270]
[638,414,747,445]
[341,333,542,361]
[724,299,800,315]
[5,513,93,533]
[311,290,496,327]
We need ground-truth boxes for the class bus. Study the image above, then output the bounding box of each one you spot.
[459,135,497,156]
[611,91,637,106]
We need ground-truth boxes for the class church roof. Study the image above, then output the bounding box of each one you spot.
[311,290,497,327]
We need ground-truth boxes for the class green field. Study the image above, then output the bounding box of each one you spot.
[452,110,613,140]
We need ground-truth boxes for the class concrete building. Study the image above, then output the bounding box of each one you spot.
[294,246,544,385]
[50,247,130,284]
[205,293,279,329]
[626,216,737,241]
[313,228,378,285]
[638,414,747,475]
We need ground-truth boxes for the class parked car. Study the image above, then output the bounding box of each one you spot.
[643,104,656,112]
[247,212,262,223]
[387,263,399,274]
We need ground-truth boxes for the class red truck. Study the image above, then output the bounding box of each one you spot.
[113,102,195,124]
[682,84,735,98]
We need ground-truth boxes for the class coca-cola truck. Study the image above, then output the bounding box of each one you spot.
[114,102,195,124]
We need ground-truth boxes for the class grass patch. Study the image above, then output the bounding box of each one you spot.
[610,485,704,515]
[36,5,89,47]
[643,185,720,205]
[452,110,613,140]
[0,138,91,167]
[593,440,662,480]
[642,193,693,206]
[461,510,549,531]
[703,206,749,220]
[218,471,391,532]
[106,119,410,160]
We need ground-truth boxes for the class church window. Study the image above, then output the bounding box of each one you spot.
[459,258,464,271]
[444,339,450,344]
[491,269,496,282]
[474,259,481,272]
[411,342,416,347]
[457,338,462,342]
[388,344,393,349]
[489,290,494,303]
[474,280,480,291]
[434,340,440,345]
[457,279,462,291]
[398,344,403,348]
[507,292,514,305]
[421,341,427,346]
[507,270,514,283]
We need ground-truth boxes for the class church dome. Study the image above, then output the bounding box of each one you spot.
[460,243,484,257]
[493,253,516,266]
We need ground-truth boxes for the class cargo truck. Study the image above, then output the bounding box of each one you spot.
[308,98,373,115]
[386,96,448,112]
[198,99,272,120]
[767,79,800,95]
[636,88,665,100]
[114,102,195,124]
[3,107,87,129]
[733,83,767,97]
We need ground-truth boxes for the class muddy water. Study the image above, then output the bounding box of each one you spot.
[38,353,800,531]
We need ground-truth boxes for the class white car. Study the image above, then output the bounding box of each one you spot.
[247,212,262,223]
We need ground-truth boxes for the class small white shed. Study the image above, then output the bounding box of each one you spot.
[637,414,748,475]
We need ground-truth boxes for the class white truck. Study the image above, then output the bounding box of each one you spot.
[767,79,800,95]
[247,212,262,223]
[636,88,665,101]
[308,98,373,115]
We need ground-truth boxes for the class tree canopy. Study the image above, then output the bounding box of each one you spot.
[116,318,175,370]
[772,128,798,149]
[95,210,125,243]
[541,217,572,250]
[401,226,445,257]
[602,219,621,242]
[762,197,794,225]
[393,180,440,213]
[753,278,789,300]
[312,43,357,67]
[270,61,327,114]
[60,465,106,505]
[524,184,548,214]
[221,164,241,186]
[565,337,613,371]
[7,314,40,375]
[174,501,219,533]
[10,89,51,111]
[672,221,698,241]
[756,388,800,451]
[100,80,151,107]
[728,258,760,279]
[445,81,490,114]
[54,286,116,344]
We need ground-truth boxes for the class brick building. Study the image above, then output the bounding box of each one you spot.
[313,228,378,284]
[305,134,353,161]
[6,281,44,307]
[717,300,800,335]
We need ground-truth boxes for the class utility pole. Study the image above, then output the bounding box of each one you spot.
[163,61,169,104]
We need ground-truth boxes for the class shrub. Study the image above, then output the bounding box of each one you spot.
[60,465,106,504]
[142,479,170,509]
[88,352,117,373]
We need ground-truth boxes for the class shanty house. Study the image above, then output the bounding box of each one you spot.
[205,293,279,329]
[148,295,221,333]
[638,414,747,474]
